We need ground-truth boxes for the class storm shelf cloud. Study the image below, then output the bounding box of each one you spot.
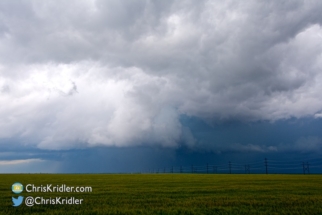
[1,0,322,172]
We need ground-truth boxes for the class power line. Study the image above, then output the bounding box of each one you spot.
[153,157,322,174]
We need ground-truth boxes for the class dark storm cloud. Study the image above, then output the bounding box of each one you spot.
[181,116,322,154]
[0,0,322,150]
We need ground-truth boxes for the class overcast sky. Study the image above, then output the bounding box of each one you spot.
[1,0,322,173]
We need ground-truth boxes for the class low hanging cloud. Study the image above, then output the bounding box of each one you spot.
[1,0,322,150]
[0,158,43,165]
[0,158,59,173]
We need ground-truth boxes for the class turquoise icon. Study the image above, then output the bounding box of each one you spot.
[12,183,23,194]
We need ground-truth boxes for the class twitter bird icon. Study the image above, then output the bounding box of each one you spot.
[12,196,24,207]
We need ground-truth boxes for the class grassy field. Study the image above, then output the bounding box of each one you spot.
[1,174,322,215]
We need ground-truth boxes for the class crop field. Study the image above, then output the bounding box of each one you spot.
[1,174,322,215]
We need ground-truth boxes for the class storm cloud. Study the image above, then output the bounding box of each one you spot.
[1,0,322,151]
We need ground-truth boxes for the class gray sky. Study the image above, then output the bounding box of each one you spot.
[1,0,322,172]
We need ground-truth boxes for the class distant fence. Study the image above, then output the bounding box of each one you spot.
[148,157,322,174]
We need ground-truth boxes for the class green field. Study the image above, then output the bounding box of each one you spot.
[1,174,322,214]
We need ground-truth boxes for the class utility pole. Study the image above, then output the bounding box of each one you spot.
[307,162,310,174]
[303,162,310,174]
[245,165,250,174]
[191,164,194,173]
[229,161,231,174]
[265,158,268,174]
[207,163,209,174]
